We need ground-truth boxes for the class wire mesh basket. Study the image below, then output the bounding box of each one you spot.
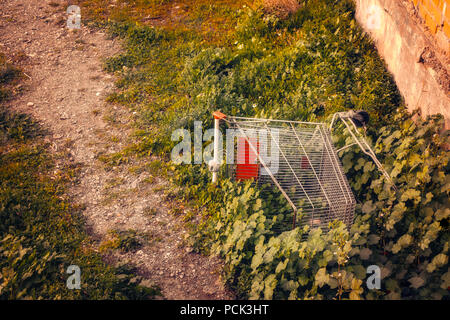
[209,110,395,236]
[209,112,356,234]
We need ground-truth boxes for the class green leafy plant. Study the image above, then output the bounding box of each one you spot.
[82,0,449,299]
[100,229,144,253]
[1,85,160,299]
[0,53,21,103]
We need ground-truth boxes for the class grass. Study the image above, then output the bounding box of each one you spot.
[80,0,402,167]
[79,0,403,209]
[0,53,22,103]
[143,206,158,217]
[0,108,161,299]
[99,229,146,253]
[261,0,302,19]
[0,53,160,299]
[82,0,246,45]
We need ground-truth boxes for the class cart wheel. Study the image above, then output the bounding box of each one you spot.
[350,110,369,128]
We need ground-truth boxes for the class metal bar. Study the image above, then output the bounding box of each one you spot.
[228,116,324,126]
[264,123,315,211]
[329,112,340,130]
[336,142,358,153]
[225,114,357,233]
[303,125,321,148]
[319,125,352,204]
[230,118,298,213]
[339,117,397,190]
[290,123,333,217]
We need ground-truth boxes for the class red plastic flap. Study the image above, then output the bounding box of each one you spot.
[236,137,259,180]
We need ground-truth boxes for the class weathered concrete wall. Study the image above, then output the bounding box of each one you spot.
[411,0,450,53]
[355,0,450,128]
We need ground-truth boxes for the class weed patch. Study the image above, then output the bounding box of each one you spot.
[81,0,449,299]
[0,54,160,299]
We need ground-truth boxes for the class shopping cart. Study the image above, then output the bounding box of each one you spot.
[208,110,395,233]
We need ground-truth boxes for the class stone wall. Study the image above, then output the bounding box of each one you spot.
[355,0,449,128]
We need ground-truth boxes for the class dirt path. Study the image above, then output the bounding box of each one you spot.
[0,0,232,300]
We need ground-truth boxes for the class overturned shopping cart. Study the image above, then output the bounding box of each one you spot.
[208,110,394,233]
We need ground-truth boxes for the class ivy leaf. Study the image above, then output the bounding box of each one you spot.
[363,161,375,173]
[318,250,333,267]
[351,264,367,279]
[359,248,372,260]
[409,276,425,289]
[275,260,288,273]
[407,153,422,171]
[419,222,441,250]
[263,274,277,300]
[440,268,450,290]
[385,278,399,292]
[392,234,413,254]
[361,201,376,214]
[435,208,450,221]
[426,254,448,273]
[386,202,407,230]
[315,268,329,287]
[400,189,421,204]
[253,198,262,211]
[354,158,366,171]
[263,247,277,264]
[423,192,433,205]
[349,278,363,300]
[251,253,264,271]
[381,263,393,279]
[281,279,298,292]
[328,277,338,289]
[250,273,265,299]
[342,153,353,173]
[390,163,403,178]
[367,234,380,245]
[416,165,430,183]
[298,274,310,286]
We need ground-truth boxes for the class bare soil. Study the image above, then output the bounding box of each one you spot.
[0,0,233,300]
